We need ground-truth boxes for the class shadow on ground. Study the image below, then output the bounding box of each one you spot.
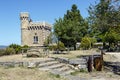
[104,61,120,75]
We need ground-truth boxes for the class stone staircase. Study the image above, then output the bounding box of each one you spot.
[37,58,75,75]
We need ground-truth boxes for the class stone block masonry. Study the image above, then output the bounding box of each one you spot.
[20,12,52,47]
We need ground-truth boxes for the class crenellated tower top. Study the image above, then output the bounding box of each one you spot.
[20,12,29,19]
[20,12,29,29]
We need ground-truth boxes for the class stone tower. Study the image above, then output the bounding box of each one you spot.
[20,12,51,47]
[20,12,29,46]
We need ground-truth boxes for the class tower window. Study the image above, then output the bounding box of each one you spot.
[33,36,38,44]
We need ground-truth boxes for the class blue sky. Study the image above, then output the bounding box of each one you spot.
[0,0,96,46]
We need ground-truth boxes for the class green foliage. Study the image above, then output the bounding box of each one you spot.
[70,71,79,76]
[0,48,15,56]
[90,37,97,47]
[57,41,65,51]
[49,45,57,51]
[80,37,91,50]
[104,30,120,45]
[88,0,120,42]
[80,36,97,50]
[0,44,26,56]
[4,47,15,55]
[9,44,21,54]
[49,41,65,51]
[21,45,29,53]
[54,4,88,48]
[104,30,120,51]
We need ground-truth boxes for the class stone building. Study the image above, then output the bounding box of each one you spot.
[20,12,52,47]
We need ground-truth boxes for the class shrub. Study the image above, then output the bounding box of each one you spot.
[21,45,29,53]
[57,41,65,51]
[81,37,91,50]
[90,38,97,47]
[49,41,65,51]
[9,44,21,54]
[49,45,57,51]
[4,47,15,55]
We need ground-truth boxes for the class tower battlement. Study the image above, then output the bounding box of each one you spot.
[20,12,29,17]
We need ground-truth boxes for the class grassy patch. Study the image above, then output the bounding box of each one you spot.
[79,69,88,73]
[71,69,88,76]
[70,71,80,76]
[0,67,66,80]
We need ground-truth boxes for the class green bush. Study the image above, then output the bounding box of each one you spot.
[4,48,15,55]
[90,38,97,47]
[21,45,29,53]
[49,45,57,51]
[9,44,21,54]
[0,44,24,56]
[81,37,91,50]
[57,41,65,51]
[49,41,65,51]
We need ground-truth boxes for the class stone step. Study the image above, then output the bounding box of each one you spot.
[46,63,65,69]
[38,63,65,71]
[54,66,70,72]
[37,58,75,76]
[39,67,50,71]
[38,61,59,67]
[39,58,55,63]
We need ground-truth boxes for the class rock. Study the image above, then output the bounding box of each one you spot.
[69,58,87,65]
[57,57,69,64]
[27,53,40,57]
[26,49,41,57]
[3,62,15,68]
[69,58,87,71]
[27,62,36,68]
[78,64,87,69]
[26,49,42,57]
[14,62,23,67]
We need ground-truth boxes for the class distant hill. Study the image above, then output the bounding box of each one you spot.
[0,45,7,49]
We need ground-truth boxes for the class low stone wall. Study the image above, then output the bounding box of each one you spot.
[0,61,40,68]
